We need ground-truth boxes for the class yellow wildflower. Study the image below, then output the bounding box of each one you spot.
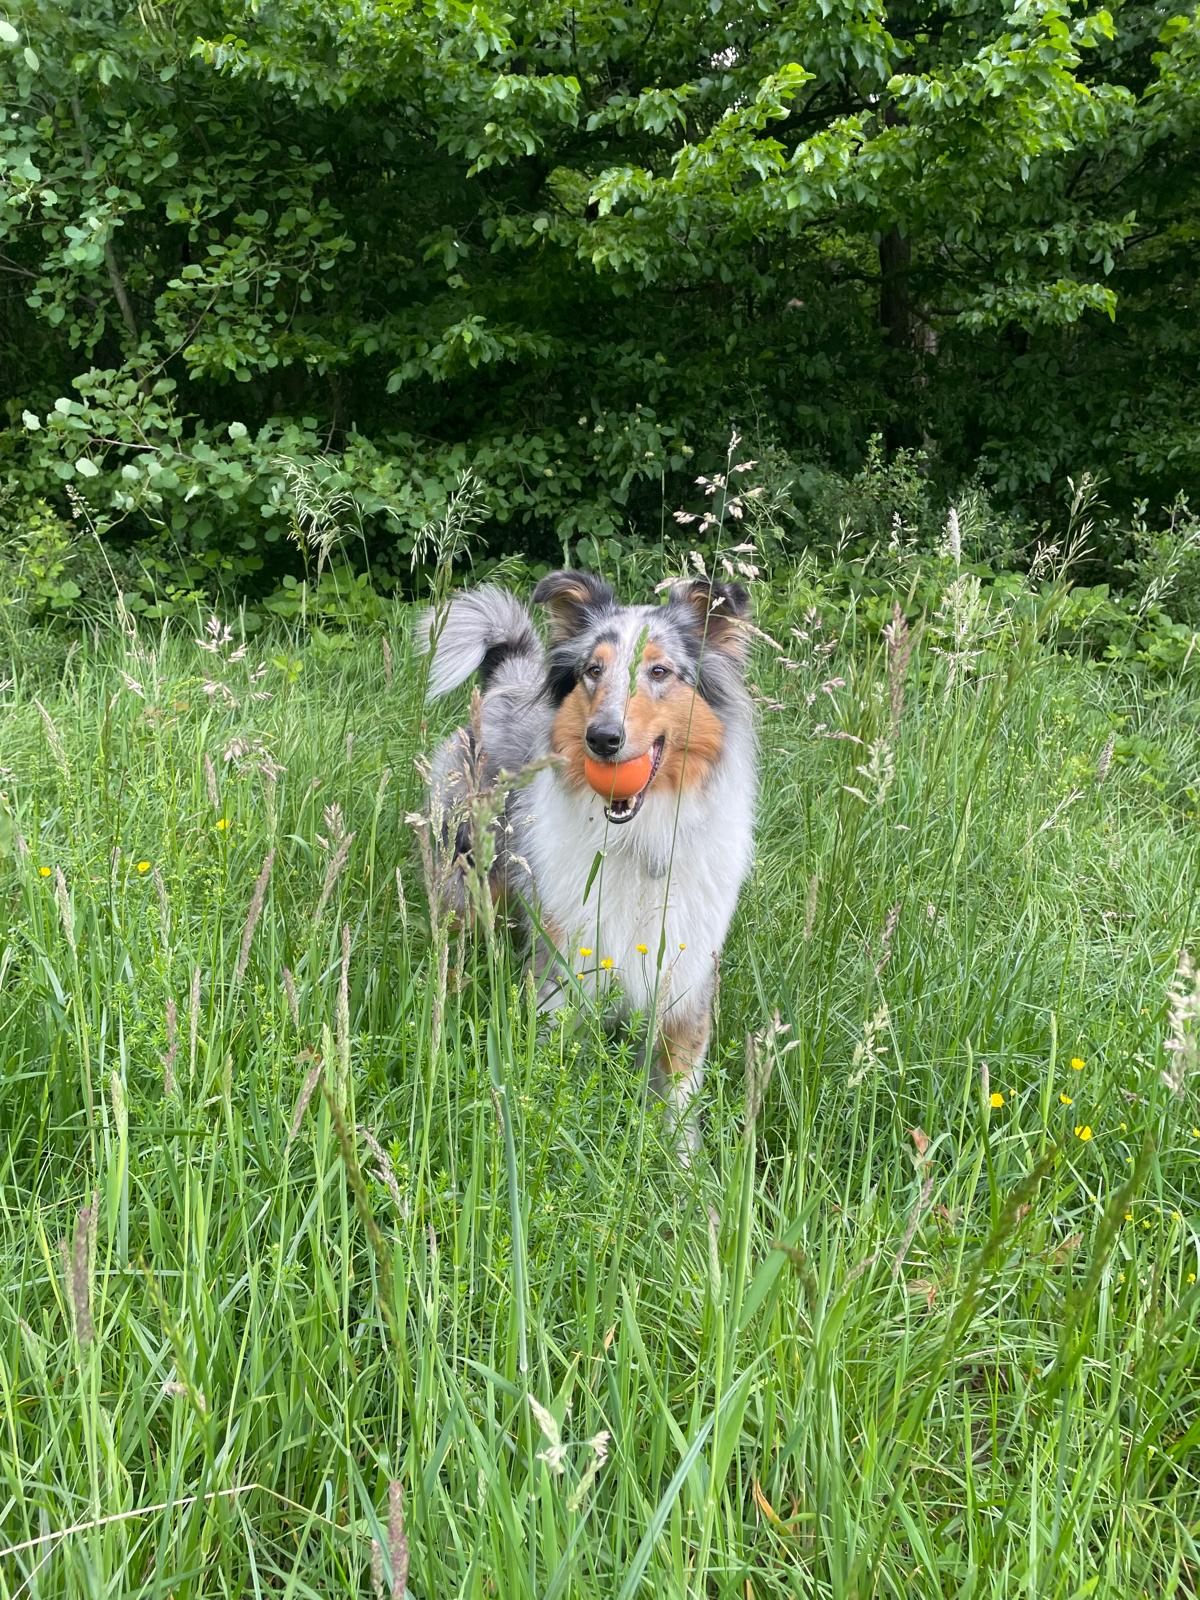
[1074,1125,1093,1142]
[1070,1057,1085,1072]
[599,957,614,971]
[38,865,52,878]
[1189,1274,1196,1286]
[578,947,593,958]
[1060,1093,1073,1105]
[136,860,151,874]
[990,1092,1004,1108]
[678,942,686,951]
[216,818,230,831]
[635,943,648,955]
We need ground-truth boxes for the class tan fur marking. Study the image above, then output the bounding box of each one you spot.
[658,1010,711,1079]
[672,580,750,661]
[550,685,591,788]
[542,578,609,641]
[631,684,724,793]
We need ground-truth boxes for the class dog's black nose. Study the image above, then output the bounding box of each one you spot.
[585,721,624,759]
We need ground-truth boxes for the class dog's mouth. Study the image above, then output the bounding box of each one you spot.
[603,736,665,825]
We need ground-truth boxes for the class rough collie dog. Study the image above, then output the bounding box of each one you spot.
[420,571,755,1155]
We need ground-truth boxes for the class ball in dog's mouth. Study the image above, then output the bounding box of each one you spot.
[601,736,665,825]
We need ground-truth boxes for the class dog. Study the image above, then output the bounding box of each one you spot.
[419,570,756,1156]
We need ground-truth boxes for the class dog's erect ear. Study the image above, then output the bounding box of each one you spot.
[532,570,615,641]
[669,578,751,660]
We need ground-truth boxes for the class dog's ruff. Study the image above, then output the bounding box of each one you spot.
[419,571,756,1156]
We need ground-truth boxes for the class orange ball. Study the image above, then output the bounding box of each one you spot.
[583,750,653,800]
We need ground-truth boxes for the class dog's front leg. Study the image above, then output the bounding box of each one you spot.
[654,1008,711,1163]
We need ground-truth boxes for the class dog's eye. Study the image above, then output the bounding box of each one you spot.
[585,661,604,681]
[648,663,670,681]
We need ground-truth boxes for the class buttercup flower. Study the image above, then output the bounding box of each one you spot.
[1060,1093,1073,1105]
[579,947,593,959]
[38,865,52,878]
[1070,1057,1085,1071]
[600,957,614,971]
[136,860,151,874]
[635,943,648,955]
[216,818,230,831]
[1074,1125,1093,1142]
[990,1092,1004,1108]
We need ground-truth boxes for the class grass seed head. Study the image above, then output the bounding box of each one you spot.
[188,966,201,1081]
[233,849,275,988]
[69,1200,95,1350]
[286,1049,324,1148]
[1163,950,1199,1094]
[1095,731,1116,786]
[386,1480,408,1598]
[282,965,300,1029]
[162,997,178,1095]
[54,866,76,955]
[883,602,914,737]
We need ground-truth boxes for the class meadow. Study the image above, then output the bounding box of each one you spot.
[1,556,1198,1598]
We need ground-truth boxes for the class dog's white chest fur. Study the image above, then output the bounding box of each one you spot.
[523,738,754,1020]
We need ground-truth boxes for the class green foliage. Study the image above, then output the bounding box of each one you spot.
[1,0,1199,587]
[1,496,87,615]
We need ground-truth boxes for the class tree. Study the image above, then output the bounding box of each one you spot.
[1,0,1197,589]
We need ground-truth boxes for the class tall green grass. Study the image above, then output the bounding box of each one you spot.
[1,580,1198,1598]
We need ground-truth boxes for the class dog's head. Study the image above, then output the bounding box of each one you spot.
[533,570,751,824]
